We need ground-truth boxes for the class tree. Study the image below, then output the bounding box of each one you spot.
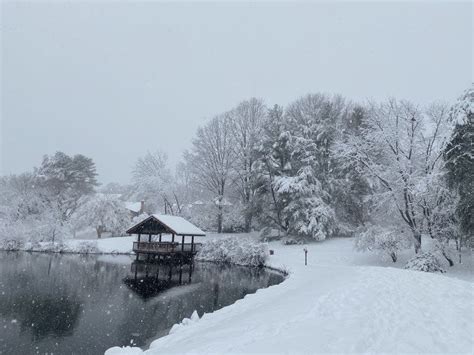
[274,165,336,241]
[332,105,372,231]
[184,114,235,233]
[0,173,65,243]
[444,86,474,249]
[131,150,172,213]
[269,94,346,240]
[254,104,292,232]
[35,152,98,222]
[71,194,130,238]
[229,98,266,232]
[336,99,450,253]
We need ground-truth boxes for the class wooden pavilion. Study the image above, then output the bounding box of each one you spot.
[126,214,205,263]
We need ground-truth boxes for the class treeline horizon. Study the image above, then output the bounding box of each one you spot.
[1,86,472,264]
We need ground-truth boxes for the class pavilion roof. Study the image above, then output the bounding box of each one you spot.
[126,214,205,236]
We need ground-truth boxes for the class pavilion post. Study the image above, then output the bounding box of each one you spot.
[181,235,185,251]
[159,233,162,242]
[191,236,195,253]
[172,233,175,243]
[148,234,151,243]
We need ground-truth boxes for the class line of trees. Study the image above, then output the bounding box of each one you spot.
[171,87,472,260]
[0,152,100,242]
[0,86,472,261]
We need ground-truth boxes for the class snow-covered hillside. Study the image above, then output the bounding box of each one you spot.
[106,237,473,354]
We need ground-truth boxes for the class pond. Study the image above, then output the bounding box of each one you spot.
[0,252,284,355]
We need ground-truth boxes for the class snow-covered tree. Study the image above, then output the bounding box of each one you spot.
[35,152,98,222]
[332,105,373,231]
[0,173,66,243]
[254,104,292,233]
[229,98,266,232]
[274,166,335,240]
[269,94,346,240]
[444,85,474,247]
[184,114,235,233]
[131,150,172,213]
[71,194,130,238]
[336,99,453,253]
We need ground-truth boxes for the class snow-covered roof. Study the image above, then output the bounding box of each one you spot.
[125,202,142,213]
[152,214,205,236]
[126,214,205,236]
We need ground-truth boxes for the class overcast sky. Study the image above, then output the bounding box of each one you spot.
[1,1,472,184]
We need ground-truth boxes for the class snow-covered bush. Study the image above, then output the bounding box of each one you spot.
[355,225,411,262]
[197,236,268,267]
[42,242,71,253]
[282,236,305,245]
[405,252,446,273]
[0,239,25,251]
[76,241,99,254]
[222,206,246,233]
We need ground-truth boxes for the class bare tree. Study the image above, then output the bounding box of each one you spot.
[229,98,266,232]
[184,113,235,232]
[132,150,172,213]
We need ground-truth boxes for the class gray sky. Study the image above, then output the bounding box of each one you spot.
[1,1,472,184]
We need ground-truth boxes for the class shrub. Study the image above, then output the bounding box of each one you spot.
[405,252,446,273]
[281,236,305,245]
[355,225,411,262]
[43,242,71,253]
[76,241,99,254]
[0,239,25,251]
[197,236,268,267]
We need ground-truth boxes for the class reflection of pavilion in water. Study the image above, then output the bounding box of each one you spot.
[123,261,195,299]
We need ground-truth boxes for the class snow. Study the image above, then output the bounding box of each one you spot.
[67,237,135,254]
[151,214,205,236]
[125,202,142,213]
[105,237,473,355]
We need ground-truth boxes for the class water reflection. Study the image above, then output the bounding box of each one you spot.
[0,252,283,355]
[123,262,194,299]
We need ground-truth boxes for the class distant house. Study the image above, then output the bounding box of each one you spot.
[125,200,145,218]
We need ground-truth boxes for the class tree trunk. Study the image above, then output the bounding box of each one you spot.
[413,231,422,253]
[96,227,102,239]
[390,252,397,263]
[217,205,223,233]
[244,213,252,233]
[441,250,454,267]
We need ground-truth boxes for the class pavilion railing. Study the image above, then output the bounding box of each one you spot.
[133,241,202,254]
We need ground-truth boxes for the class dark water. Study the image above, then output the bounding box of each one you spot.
[0,252,283,355]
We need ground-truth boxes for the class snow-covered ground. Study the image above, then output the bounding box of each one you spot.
[103,236,473,355]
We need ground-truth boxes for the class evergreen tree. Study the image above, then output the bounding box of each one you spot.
[445,86,474,244]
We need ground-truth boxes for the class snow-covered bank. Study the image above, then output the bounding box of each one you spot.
[106,238,473,355]
[0,237,136,255]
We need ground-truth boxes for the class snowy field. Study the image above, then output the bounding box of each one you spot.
[99,235,473,355]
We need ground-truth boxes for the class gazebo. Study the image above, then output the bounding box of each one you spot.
[126,214,205,262]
